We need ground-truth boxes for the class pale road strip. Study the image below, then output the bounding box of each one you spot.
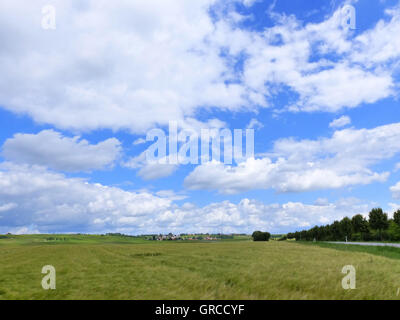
[327,242,400,248]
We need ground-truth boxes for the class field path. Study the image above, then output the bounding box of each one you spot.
[328,241,400,248]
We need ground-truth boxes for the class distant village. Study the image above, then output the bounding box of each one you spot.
[146,233,235,241]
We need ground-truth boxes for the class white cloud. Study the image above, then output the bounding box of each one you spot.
[2,130,121,172]
[0,1,397,236]
[390,182,400,199]
[137,162,178,181]
[123,117,229,180]
[247,118,264,130]
[0,162,372,234]
[0,0,261,133]
[123,152,178,180]
[329,115,351,128]
[0,2,399,134]
[389,202,400,214]
[232,5,397,113]
[286,63,392,112]
[155,190,188,201]
[185,158,387,194]
[218,4,400,116]
[0,162,173,233]
[241,0,259,7]
[351,6,400,66]
[133,138,146,145]
[185,122,400,194]
[8,226,40,235]
[0,203,17,212]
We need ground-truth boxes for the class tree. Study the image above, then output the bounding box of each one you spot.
[331,221,341,241]
[351,214,369,240]
[351,214,368,233]
[339,217,353,241]
[309,226,319,241]
[252,231,271,241]
[368,208,389,240]
[394,210,400,227]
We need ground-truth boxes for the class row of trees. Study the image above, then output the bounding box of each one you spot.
[286,208,400,242]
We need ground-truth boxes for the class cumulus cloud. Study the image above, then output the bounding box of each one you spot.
[123,117,229,180]
[351,5,400,66]
[389,202,400,214]
[329,115,351,128]
[123,152,178,181]
[185,158,387,194]
[2,130,121,172]
[0,1,399,134]
[229,6,397,113]
[0,0,261,133]
[185,122,400,194]
[8,226,40,235]
[0,162,172,233]
[390,182,400,199]
[247,118,264,130]
[0,203,17,212]
[0,162,372,234]
[0,1,399,234]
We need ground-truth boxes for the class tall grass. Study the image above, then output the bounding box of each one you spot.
[0,238,400,299]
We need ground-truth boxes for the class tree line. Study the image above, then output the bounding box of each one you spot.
[286,208,400,242]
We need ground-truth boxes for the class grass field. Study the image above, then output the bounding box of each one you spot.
[1,235,400,300]
[302,241,400,260]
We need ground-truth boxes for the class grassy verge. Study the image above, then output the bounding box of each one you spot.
[299,241,400,260]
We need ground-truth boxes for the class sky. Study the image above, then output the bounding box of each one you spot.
[0,0,400,235]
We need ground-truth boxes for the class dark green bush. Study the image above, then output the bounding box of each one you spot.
[252,231,271,241]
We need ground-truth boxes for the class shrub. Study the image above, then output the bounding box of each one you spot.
[252,231,271,241]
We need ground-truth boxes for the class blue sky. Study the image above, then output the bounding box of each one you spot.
[0,0,400,235]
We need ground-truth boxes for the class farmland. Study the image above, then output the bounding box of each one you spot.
[0,235,400,299]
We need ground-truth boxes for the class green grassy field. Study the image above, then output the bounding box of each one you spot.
[1,235,400,300]
[302,241,400,260]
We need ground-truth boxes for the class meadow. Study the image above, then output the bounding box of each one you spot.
[1,234,400,300]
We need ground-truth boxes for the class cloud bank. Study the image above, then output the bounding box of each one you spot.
[185,122,400,193]
[0,163,374,234]
[0,1,399,133]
